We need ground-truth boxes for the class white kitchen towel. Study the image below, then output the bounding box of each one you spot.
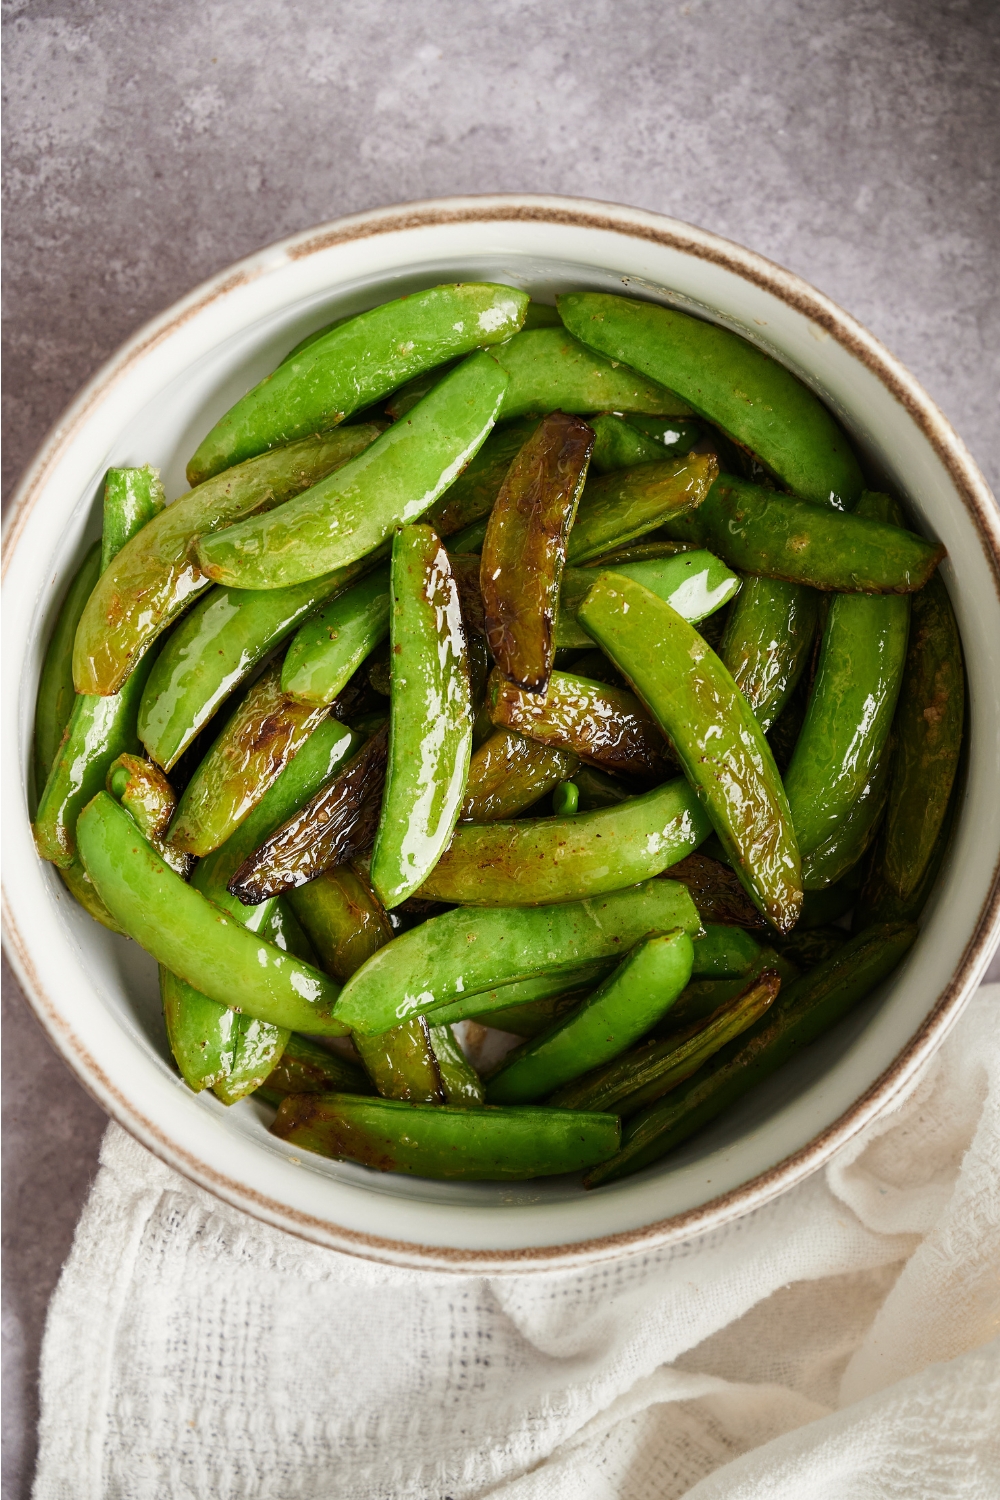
[34,984,1000,1500]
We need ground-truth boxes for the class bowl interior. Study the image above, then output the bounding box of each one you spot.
[6,204,999,1268]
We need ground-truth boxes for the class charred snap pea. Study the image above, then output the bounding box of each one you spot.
[34,541,102,795]
[487,929,695,1105]
[720,578,820,732]
[556,551,740,649]
[101,465,165,572]
[187,283,527,484]
[429,961,615,1029]
[369,527,472,909]
[280,567,391,705]
[422,419,539,538]
[270,1094,620,1180]
[578,574,803,932]
[584,922,917,1187]
[858,770,958,928]
[419,776,710,906]
[566,453,718,565]
[77,793,345,1033]
[460,728,578,822]
[288,864,394,982]
[74,429,380,697]
[195,353,509,591]
[256,1033,373,1106]
[481,411,594,694]
[800,746,892,890]
[666,853,768,930]
[557,292,864,510]
[691,924,762,978]
[491,328,690,421]
[106,753,190,876]
[333,878,701,1036]
[573,764,634,810]
[550,969,781,1116]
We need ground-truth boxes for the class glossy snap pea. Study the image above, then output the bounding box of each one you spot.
[481,412,594,694]
[369,527,472,909]
[101,465,165,572]
[489,668,671,782]
[256,1033,373,1105]
[666,853,767,930]
[33,541,102,794]
[589,413,669,472]
[270,1094,620,1180]
[74,428,380,696]
[550,969,781,1115]
[419,776,710,906]
[556,551,740,648]
[421,419,539,538]
[858,774,958,927]
[578,574,803,932]
[487,930,695,1105]
[354,1017,447,1104]
[385,360,463,419]
[691,924,762,978]
[187,283,528,484]
[801,746,892,890]
[447,515,491,554]
[664,476,944,593]
[195,353,509,590]
[106,753,190,876]
[720,578,820,731]
[566,453,718,565]
[167,663,331,857]
[573,764,633,810]
[428,961,614,1029]
[58,857,125,934]
[288,865,394,983]
[491,327,690,421]
[428,1025,485,1107]
[584,922,917,1186]
[77,792,346,1033]
[279,566,391,705]
[333,879,702,1035]
[460,728,578,822]
[557,292,864,510]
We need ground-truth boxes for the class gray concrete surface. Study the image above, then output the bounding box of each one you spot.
[3,1,998,1493]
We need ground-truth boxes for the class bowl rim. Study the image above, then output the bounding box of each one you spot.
[4,192,1000,1274]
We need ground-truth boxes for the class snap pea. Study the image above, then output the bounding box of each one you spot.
[801,746,892,890]
[419,776,710,907]
[369,526,472,909]
[488,668,671,783]
[666,853,767,930]
[384,359,463,419]
[858,773,958,927]
[101,465,165,573]
[332,878,702,1036]
[487,930,695,1105]
[691,924,762,978]
[663,476,943,593]
[430,962,614,1029]
[428,1025,485,1108]
[581,539,695,567]
[194,353,509,590]
[57,857,125,935]
[167,663,330,858]
[556,551,741,649]
[33,541,102,795]
[74,428,381,697]
[187,283,528,485]
[557,292,864,510]
[287,865,394,984]
[659,950,796,1033]
[799,865,863,927]
[589,414,671,472]
[550,969,781,1116]
[77,792,346,1033]
[353,1018,447,1105]
[270,1094,620,1181]
[421,419,539,538]
[481,411,594,695]
[256,1033,373,1106]
[565,453,718,565]
[106,753,190,876]
[460,728,579,822]
[279,567,391,706]
[578,574,803,932]
[720,578,820,732]
[491,327,690,421]
[626,415,704,451]
[465,986,594,1038]
[584,922,917,1187]
[279,316,351,366]
[770,925,846,970]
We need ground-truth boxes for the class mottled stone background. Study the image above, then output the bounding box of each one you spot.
[3,1,998,1493]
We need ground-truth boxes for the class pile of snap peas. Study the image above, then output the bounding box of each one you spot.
[32,283,964,1189]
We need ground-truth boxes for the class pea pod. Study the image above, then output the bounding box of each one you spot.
[460,728,578,822]
[195,353,509,590]
[691,924,762,978]
[33,541,102,795]
[429,962,614,1029]
[101,465,165,572]
[420,418,539,538]
[77,792,345,1033]
[333,878,702,1035]
[57,857,125,935]
[660,949,797,1033]
[448,515,491,555]
[369,526,472,909]
[386,307,562,418]
[270,1094,620,1181]
[858,772,958,927]
[666,853,767,930]
[106,753,190,876]
[465,985,594,1038]
[288,865,394,982]
[279,316,351,366]
[427,1025,485,1108]
[188,284,526,483]
[589,414,702,473]
[491,327,689,420]
[74,428,381,697]
[256,1033,373,1105]
[556,551,741,649]
[277,566,391,705]
[550,969,782,1116]
[353,1018,448,1105]
[487,930,695,1105]
[720,578,819,731]
[419,777,710,907]
[584,922,918,1187]
[578,574,803,932]
[771,925,846,970]
[481,411,594,694]
[557,292,864,510]
[801,747,892,890]
[566,453,718,565]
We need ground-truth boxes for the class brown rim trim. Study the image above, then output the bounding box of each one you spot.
[5,195,1000,1272]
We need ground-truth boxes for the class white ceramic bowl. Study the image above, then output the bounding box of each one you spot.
[5,195,999,1273]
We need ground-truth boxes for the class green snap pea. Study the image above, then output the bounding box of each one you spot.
[167,663,331,858]
[57,857,125,935]
[195,353,509,590]
[33,541,102,796]
[487,930,695,1105]
[589,414,670,472]
[720,578,820,731]
[384,360,462,418]
[287,865,394,983]
[658,950,797,1033]
[353,1018,448,1104]
[691,924,762,978]
[556,551,741,649]
[270,1094,620,1181]
[428,1025,485,1107]
[369,526,473,909]
[187,283,528,485]
[800,746,892,890]
[77,792,346,1033]
[421,419,540,538]
[101,465,165,573]
[578,574,803,932]
[584,922,917,1187]
[279,316,352,366]
[332,878,702,1036]
[481,411,594,694]
[491,327,690,421]
[279,567,391,706]
[428,962,615,1029]
[418,777,710,907]
[858,772,958,927]
[460,729,579,822]
[74,428,381,697]
[447,515,491,554]
[771,925,846,970]
[106,752,190,876]
[256,1033,373,1106]
[582,539,695,567]
[666,853,768,930]
[566,453,718,565]
[557,292,864,510]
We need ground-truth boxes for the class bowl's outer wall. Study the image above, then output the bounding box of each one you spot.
[4,197,1000,1272]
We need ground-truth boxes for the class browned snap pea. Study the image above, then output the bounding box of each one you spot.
[287,864,394,983]
[566,453,718,564]
[256,1034,373,1106]
[460,728,578,822]
[666,853,769,930]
